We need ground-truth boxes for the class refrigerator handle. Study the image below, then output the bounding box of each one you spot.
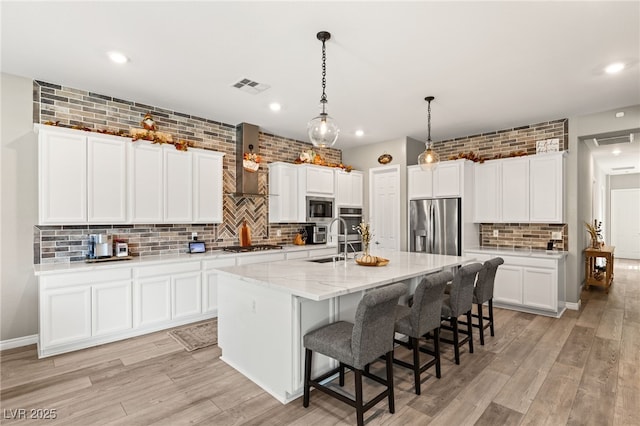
[430,202,436,253]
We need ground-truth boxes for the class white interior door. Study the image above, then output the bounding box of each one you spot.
[611,188,640,259]
[369,166,400,251]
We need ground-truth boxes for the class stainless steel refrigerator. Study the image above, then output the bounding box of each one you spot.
[409,198,461,255]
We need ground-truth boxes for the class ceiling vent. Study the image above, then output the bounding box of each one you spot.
[232,78,270,95]
[610,166,636,171]
[593,133,633,147]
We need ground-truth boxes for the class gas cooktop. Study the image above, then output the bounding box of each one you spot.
[223,244,284,253]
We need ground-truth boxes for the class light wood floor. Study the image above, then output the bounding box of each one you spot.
[2,259,639,425]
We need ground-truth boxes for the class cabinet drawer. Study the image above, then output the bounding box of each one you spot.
[134,261,200,278]
[42,268,132,289]
[203,257,237,269]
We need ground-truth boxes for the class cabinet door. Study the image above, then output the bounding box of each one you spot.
[493,265,523,305]
[172,271,202,319]
[335,171,363,207]
[41,286,91,347]
[473,161,500,222]
[202,258,236,315]
[128,141,163,223]
[523,267,557,311]
[407,166,433,199]
[92,280,132,336]
[87,136,127,223]
[164,146,193,223]
[39,130,87,224]
[193,150,224,223]
[134,276,171,327]
[530,154,563,223]
[501,158,529,222]
[306,166,334,195]
[434,162,461,197]
[269,163,299,222]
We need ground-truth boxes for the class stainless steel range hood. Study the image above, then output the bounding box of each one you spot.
[228,122,265,198]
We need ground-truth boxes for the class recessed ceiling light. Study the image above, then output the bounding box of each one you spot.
[615,112,625,118]
[612,148,621,156]
[355,130,364,137]
[269,102,281,112]
[605,62,625,74]
[107,51,128,64]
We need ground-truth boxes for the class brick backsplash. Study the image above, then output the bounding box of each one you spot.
[33,80,340,264]
[480,223,568,251]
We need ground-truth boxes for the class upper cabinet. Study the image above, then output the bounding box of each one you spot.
[335,170,363,207]
[37,125,224,225]
[38,127,88,224]
[407,160,465,200]
[301,164,335,196]
[473,152,564,223]
[268,162,301,223]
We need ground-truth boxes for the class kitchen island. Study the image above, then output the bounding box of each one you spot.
[215,250,475,403]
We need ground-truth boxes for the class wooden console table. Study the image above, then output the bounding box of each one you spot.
[584,245,615,293]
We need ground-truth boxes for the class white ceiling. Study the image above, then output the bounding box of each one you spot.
[2,1,639,157]
[584,131,640,175]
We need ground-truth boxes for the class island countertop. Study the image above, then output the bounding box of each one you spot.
[215,249,476,301]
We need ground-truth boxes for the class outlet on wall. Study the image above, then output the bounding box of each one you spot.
[551,231,562,240]
[493,230,499,237]
[276,230,282,237]
[191,232,197,240]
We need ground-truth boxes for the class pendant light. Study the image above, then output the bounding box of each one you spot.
[417,96,440,170]
[307,31,339,148]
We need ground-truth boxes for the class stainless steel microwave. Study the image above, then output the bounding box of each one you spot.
[306,197,334,222]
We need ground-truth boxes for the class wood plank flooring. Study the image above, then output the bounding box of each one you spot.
[2,258,639,425]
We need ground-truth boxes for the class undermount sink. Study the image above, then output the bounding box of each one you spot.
[307,256,343,263]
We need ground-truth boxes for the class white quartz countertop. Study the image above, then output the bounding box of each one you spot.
[464,247,568,259]
[33,244,333,276]
[215,250,476,301]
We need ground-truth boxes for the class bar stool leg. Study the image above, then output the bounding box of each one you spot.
[339,363,345,386]
[386,351,395,413]
[477,303,485,345]
[466,310,474,354]
[411,337,421,395]
[303,349,312,407]
[355,369,364,426]
[452,317,460,365]
[489,299,495,336]
[434,328,441,379]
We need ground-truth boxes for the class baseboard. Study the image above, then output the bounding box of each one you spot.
[0,334,38,351]
[565,300,581,311]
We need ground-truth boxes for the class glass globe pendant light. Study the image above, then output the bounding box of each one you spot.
[307,31,339,148]
[417,96,440,170]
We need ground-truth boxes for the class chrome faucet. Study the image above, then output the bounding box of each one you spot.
[327,217,349,261]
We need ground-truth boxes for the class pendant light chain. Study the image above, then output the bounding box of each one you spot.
[427,99,432,145]
[320,38,328,112]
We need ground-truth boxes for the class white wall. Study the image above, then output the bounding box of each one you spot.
[568,104,640,304]
[1,73,39,341]
[343,137,422,251]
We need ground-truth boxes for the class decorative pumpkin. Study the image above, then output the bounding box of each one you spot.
[359,254,376,264]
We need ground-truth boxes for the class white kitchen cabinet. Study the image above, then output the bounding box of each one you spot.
[41,286,92,348]
[500,157,529,222]
[202,258,236,315]
[269,162,300,223]
[128,141,164,223]
[87,135,127,223]
[171,271,202,320]
[407,160,464,200]
[473,153,564,224]
[407,167,433,199]
[164,146,193,223]
[134,276,171,327]
[335,170,363,207]
[433,161,462,197]
[92,280,132,336]
[464,249,566,317]
[38,127,87,224]
[473,161,500,222]
[302,164,335,196]
[529,153,564,223]
[193,149,224,223]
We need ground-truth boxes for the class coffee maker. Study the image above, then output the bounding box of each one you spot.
[88,234,113,259]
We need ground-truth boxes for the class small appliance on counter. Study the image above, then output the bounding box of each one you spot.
[304,224,327,244]
[189,241,206,253]
[114,240,129,257]
[88,234,113,259]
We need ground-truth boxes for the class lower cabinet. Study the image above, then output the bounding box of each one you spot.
[41,286,92,348]
[203,258,236,315]
[172,271,202,320]
[464,249,566,317]
[92,280,132,336]
[134,276,171,327]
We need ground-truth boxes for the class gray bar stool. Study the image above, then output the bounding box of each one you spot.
[303,283,407,426]
[439,262,483,365]
[393,270,452,395]
[471,257,504,345]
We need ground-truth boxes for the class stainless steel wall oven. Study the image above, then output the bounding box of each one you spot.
[338,207,363,253]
